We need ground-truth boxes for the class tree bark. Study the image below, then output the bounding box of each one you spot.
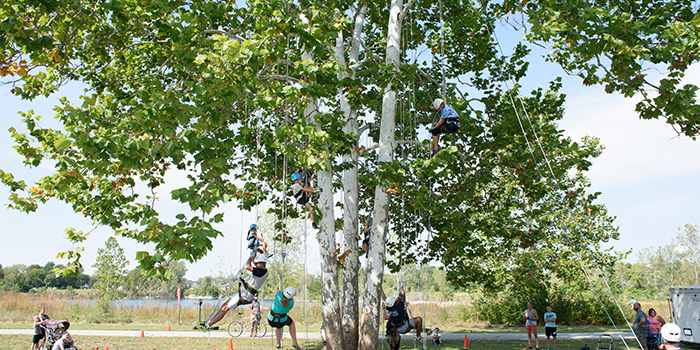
[301,36,343,349]
[359,1,402,349]
[335,6,367,350]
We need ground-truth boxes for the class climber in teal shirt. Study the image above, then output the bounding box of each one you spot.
[268,286,300,349]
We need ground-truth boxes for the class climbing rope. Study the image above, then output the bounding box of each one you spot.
[439,0,446,99]
[478,4,636,347]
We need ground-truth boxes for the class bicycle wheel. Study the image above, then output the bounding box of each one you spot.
[256,321,267,338]
[227,321,244,337]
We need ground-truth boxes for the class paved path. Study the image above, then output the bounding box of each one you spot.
[0,328,636,341]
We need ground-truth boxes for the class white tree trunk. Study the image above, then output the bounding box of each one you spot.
[334,7,367,349]
[360,1,402,349]
[301,41,343,349]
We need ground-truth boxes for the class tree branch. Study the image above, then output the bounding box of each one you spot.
[204,29,245,41]
[399,0,417,24]
[396,139,429,150]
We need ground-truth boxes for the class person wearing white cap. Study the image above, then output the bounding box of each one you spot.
[198,239,270,330]
[659,323,682,349]
[268,286,301,349]
[429,98,460,156]
[384,282,425,350]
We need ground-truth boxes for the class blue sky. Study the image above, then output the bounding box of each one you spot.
[1,45,698,282]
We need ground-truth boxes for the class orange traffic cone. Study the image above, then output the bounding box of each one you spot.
[106,347,109,350]
[140,330,145,337]
[464,334,469,347]
[228,338,233,350]
[167,325,171,331]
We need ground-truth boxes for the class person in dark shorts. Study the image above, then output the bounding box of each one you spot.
[32,308,51,349]
[384,282,426,350]
[268,286,300,349]
[290,172,318,229]
[32,316,43,350]
[429,98,460,156]
[543,305,557,350]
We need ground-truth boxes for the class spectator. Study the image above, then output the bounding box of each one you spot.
[51,325,74,350]
[431,327,442,345]
[524,301,540,350]
[659,323,682,350]
[34,307,50,349]
[249,295,262,337]
[647,308,666,348]
[31,316,43,350]
[544,305,557,350]
[632,302,649,349]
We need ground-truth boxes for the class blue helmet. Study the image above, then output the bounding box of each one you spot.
[250,224,257,229]
[291,172,302,181]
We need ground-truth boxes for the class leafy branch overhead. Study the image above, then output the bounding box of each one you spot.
[0,0,694,336]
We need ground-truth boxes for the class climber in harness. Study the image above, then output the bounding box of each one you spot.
[196,239,270,330]
[290,171,319,229]
[247,223,261,256]
[384,282,426,350]
[429,98,460,156]
[268,286,301,350]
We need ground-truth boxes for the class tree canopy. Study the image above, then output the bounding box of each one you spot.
[1,0,697,349]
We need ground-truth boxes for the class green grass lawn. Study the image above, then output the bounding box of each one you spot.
[0,321,622,334]
[0,335,609,350]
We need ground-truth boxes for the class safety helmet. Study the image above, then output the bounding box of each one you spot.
[283,286,296,299]
[254,253,268,264]
[250,223,257,229]
[661,323,682,343]
[385,296,397,308]
[433,98,444,110]
[291,172,302,181]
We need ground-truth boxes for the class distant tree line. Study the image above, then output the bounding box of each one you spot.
[0,262,91,292]
[4,223,696,327]
[611,224,700,299]
[474,223,700,325]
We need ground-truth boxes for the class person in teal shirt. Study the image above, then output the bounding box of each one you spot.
[543,305,557,350]
[268,286,300,349]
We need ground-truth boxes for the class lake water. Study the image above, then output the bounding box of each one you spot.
[113,298,273,309]
[67,298,313,309]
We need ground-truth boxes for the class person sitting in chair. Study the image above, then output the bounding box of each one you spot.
[51,326,75,350]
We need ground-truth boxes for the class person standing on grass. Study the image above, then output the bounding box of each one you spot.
[249,295,262,337]
[33,307,50,349]
[648,308,666,346]
[524,301,540,350]
[268,286,301,350]
[633,302,649,350]
[543,305,557,350]
[31,315,43,350]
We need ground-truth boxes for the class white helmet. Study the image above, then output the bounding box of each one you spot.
[385,296,397,308]
[433,98,444,110]
[661,323,682,343]
[283,286,296,299]
[254,253,268,264]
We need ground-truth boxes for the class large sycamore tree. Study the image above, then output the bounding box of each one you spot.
[1,0,697,349]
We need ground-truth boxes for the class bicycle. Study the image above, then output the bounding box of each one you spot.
[228,311,267,338]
